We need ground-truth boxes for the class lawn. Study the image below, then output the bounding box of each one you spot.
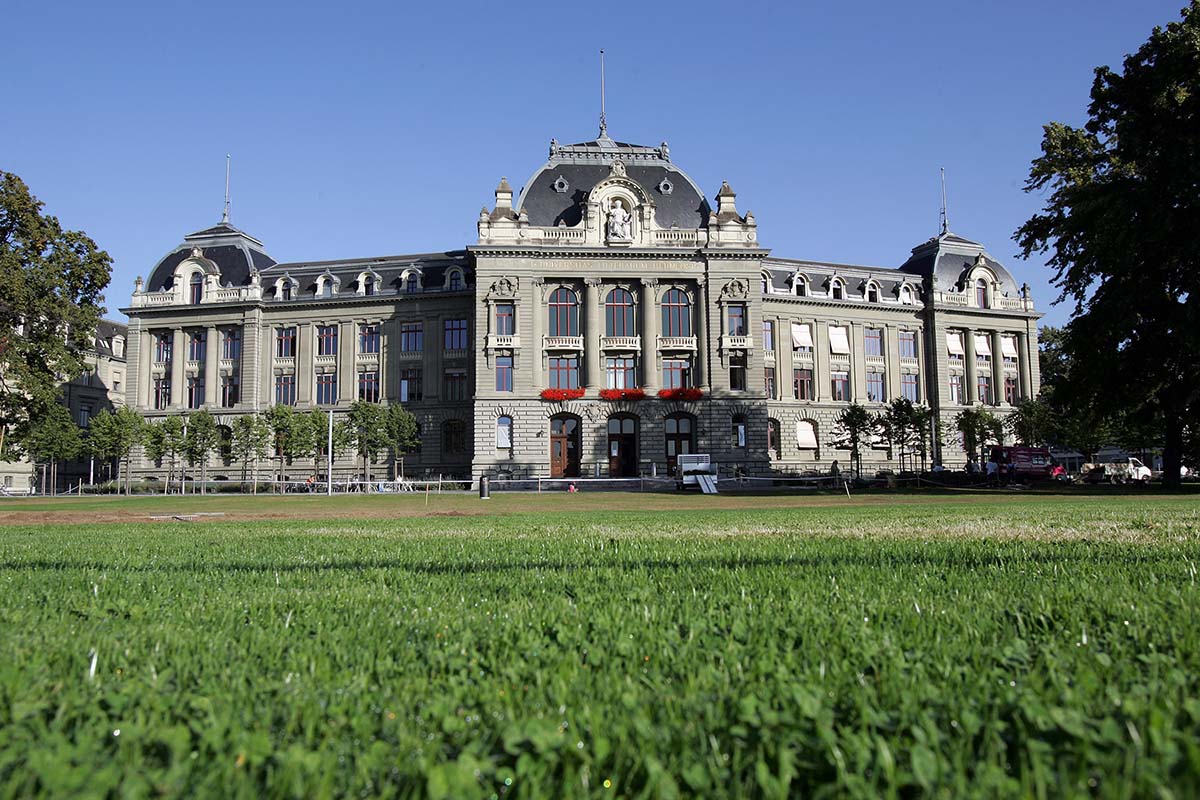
[0,494,1198,797]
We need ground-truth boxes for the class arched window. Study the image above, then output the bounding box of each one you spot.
[797,419,819,450]
[280,281,293,301]
[975,278,989,308]
[830,279,845,301]
[661,288,691,337]
[866,283,880,303]
[548,287,579,336]
[495,415,513,449]
[404,272,422,295]
[363,275,376,296]
[793,277,807,297]
[189,273,204,305]
[605,288,635,337]
[760,273,771,295]
[320,278,333,298]
[448,270,463,291]
[768,419,781,459]
[899,285,913,305]
[443,419,467,456]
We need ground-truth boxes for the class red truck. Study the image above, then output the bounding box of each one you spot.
[989,446,1054,480]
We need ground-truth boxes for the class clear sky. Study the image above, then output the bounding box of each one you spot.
[1,0,1186,327]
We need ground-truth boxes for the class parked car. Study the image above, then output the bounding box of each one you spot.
[988,446,1053,480]
[1081,457,1152,485]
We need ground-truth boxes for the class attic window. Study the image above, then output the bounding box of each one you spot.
[867,284,880,303]
[552,176,569,194]
[657,178,674,195]
[830,279,845,301]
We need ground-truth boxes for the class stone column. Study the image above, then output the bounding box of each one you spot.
[531,280,544,388]
[204,327,219,406]
[813,321,830,402]
[695,280,709,391]
[885,325,901,402]
[170,328,186,407]
[297,323,313,405]
[584,278,602,390]
[850,323,867,402]
[640,278,659,391]
[779,318,794,401]
[1016,331,1030,400]
[963,329,977,404]
[137,329,152,408]
[261,323,274,406]
[378,323,387,402]
[991,330,1004,406]
[339,320,355,405]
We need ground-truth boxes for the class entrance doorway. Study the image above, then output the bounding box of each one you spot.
[549,415,581,478]
[664,412,696,476]
[607,414,639,477]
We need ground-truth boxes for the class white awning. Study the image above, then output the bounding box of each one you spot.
[791,322,813,349]
[1001,336,1019,359]
[946,331,964,355]
[829,326,851,355]
[797,420,818,449]
[974,334,992,357]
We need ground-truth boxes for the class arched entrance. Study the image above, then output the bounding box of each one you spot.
[549,414,580,478]
[664,412,696,476]
[607,414,639,478]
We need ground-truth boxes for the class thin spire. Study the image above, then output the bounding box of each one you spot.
[222,154,232,224]
[939,166,949,235]
[598,49,607,138]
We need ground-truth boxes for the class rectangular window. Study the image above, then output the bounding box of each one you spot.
[764,366,776,397]
[865,328,883,357]
[275,374,296,406]
[113,377,122,395]
[733,419,747,449]
[791,323,814,353]
[793,368,813,400]
[831,371,850,401]
[496,417,513,449]
[901,373,919,403]
[496,355,513,392]
[548,357,579,390]
[729,354,747,391]
[153,378,171,410]
[1004,375,1019,404]
[359,324,380,354]
[1002,335,1020,366]
[315,373,337,405]
[978,374,993,405]
[400,322,424,352]
[222,328,242,360]
[495,303,515,336]
[949,374,964,405]
[947,331,965,363]
[866,371,885,402]
[399,368,423,401]
[606,357,637,389]
[155,333,173,363]
[762,320,775,350]
[358,370,380,402]
[78,404,93,428]
[444,369,468,401]
[829,325,851,356]
[188,331,206,362]
[444,319,469,351]
[727,304,747,336]
[662,358,691,389]
[317,325,338,357]
[276,327,296,358]
[899,330,917,360]
[186,376,204,409]
[221,374,240,407]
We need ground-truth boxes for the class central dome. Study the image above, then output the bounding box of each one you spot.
[516,134,711,230]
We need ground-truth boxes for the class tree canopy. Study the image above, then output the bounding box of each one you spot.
[0,172,112,436]
[1014,2,1200,484]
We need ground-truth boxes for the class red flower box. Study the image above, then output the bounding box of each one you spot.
[598,388,646,402]
[540,388,585,401]
[657,387,704,402]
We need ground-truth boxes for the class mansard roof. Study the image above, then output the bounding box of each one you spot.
[898,229,1021,296]
[516,133,711,230]
[147,221,276,292]
[259,251,470,295]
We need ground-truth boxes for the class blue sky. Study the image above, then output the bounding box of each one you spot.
[1,0,1186,326]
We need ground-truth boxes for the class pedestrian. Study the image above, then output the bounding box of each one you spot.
[985,456,999,486]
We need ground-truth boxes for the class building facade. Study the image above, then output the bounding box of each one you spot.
[123,129,1040,483]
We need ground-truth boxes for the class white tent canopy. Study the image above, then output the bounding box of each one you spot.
[974,334,992,357]
[1001,335,1019,359]
[791,322,813,350]
[829,326,851,355]
[946,331,964,355]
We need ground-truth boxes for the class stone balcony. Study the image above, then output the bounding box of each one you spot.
[720,335,753,352]
[314,354,337,368]
[601,336,641,352]
[657,335,697,351]
[486,334,521,350]
[543,335,584,351]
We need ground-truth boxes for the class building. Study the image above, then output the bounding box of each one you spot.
[123,127,1040,484]
[0,319,128,493]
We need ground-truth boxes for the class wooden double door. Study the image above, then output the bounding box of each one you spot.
[549,415,580,478]
[607,414,638,478]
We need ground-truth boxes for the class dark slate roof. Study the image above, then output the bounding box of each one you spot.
[147,221,276,291]
[898,230,1020,296]
[261,251,471,298]
[93,319,128,359]
[517,135,711,230]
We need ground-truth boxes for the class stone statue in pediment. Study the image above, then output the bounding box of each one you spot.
[606,198,632,241]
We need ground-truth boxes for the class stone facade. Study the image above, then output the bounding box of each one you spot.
[122,130,1040,483]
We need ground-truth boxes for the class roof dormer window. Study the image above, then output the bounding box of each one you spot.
[830,278,845,301]
[793,277,807,297]
[189,273,204,305]
[866,282,880,303]
[975,278,989,309]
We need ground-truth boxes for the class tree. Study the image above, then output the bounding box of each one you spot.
[385,403,421,479]
[230,413,269,493]
[143,415,186,493]
[829,403,877,479]
[955,407,1003,466]
[262,405,297,492]
[0,172,112,453]
[291,410,355,488]
[1005,397,1057,447]
[185,408,220,493]
[15,402,82,494]
[1014,2,1200,486]
[347,401,390,486]
[86,406,143,494]
[878,398,925,473]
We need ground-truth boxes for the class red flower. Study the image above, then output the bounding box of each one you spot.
[657,387,704,401]
[598,388,646,402]
[540,388,585,401]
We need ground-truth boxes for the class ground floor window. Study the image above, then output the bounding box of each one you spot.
[444,369,468,401]
[732,414,747,449]
[866,371,885,403]
[316,373,337,405]
[399,369,422,401]
[358,370,380,402]
[443,419,467,456]
[495,415,513,449]
[275,374,296,406]
[901,373,919,403]
[831,372,850,402]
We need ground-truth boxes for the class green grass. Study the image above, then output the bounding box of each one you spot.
[1,496,1199,798]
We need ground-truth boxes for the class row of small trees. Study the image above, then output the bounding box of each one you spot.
[11,401,420,494]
